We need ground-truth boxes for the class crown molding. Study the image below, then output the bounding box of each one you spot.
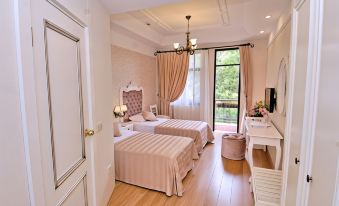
[140,9,174,32]
[137,0,230,33]
[267,6,292,47]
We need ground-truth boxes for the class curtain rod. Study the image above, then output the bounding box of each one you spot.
[154,43,254,56]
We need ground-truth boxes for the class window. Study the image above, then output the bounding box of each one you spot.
[213,48,241,132]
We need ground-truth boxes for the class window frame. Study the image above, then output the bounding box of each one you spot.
[213,48,241,132]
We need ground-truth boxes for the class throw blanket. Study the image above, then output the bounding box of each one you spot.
[115,132,197,196]
[155,119,215,154]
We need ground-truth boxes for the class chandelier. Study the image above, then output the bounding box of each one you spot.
[173,15,197,55]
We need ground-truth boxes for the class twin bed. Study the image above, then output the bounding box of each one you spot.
[133,118,214,154]
[114,130,197,196]
[113,85,214,196]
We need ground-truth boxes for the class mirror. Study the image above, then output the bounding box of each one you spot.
[276,57,287,115]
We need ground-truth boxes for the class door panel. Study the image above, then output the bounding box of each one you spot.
[286,1,310,205]
[31,0,91,205]
[60,176,87,206]
[307,0,339,204]
[45,22,85,187]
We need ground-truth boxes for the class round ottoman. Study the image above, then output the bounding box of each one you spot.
[221,133,246,160]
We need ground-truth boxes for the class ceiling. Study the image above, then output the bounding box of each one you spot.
[101,0,185,14]
[109,0,290,47]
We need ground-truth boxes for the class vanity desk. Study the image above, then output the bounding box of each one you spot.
[245,117,283,170]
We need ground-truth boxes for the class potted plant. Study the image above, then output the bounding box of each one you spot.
[249,101,269,117]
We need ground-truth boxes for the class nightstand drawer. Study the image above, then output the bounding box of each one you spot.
[121,123,133,131]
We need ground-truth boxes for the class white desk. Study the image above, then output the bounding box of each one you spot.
[245,117,283,170]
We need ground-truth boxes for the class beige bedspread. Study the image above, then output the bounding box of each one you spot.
[155,119,215,154]
[115,132,197,196]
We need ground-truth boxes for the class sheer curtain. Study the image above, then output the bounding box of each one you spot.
[172,53,201,120]
[172,50,215,126]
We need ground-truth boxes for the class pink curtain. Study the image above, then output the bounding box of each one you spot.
[240,46,253,111]
[157,52,189,116]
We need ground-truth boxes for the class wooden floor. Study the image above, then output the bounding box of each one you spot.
[108,132,272,206]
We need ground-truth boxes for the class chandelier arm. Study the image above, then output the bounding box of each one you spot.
[176,46,184,55]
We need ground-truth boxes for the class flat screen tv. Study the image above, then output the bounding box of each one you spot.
[265,88,275,113]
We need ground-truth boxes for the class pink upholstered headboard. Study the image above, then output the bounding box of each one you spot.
[122,90,143,117]
[120,84,143,119]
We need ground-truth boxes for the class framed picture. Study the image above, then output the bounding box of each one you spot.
[149,104,158,116]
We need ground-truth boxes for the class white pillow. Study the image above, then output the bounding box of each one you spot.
[129,113,146,122]
[142,111,157,121]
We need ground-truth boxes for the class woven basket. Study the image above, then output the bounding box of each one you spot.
[221,134,246,160]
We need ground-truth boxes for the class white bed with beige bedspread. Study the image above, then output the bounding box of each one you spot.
[114,130,198,196]
[132,118,215,154]
[119,84,215,156]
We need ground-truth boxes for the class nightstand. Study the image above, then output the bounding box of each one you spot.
[120,122,134,131]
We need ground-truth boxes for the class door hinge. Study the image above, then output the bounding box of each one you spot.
[31,27,34,47]
[306,174,313,183]
[294,157,300,164]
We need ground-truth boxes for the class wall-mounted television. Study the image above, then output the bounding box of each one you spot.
[265,88,275,113]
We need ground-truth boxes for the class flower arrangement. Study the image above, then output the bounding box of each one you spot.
[249,100,269,117]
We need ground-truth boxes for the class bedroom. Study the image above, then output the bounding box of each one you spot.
[1,0,339,206]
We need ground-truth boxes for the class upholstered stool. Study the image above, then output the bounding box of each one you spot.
[221,134,246,160]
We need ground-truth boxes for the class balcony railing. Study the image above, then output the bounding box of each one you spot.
[215,99,238,124]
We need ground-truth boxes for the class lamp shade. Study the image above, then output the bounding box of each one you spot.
[190,38,197,45]
[114,105,121,113]
[121,105,128,112]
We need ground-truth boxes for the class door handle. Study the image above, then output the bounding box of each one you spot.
[85,129,95,137]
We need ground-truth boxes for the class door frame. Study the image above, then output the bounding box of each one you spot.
[14,0,96,205]
[212,48,241,133]
[281,0,324,205]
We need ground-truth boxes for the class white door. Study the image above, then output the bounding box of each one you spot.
[307,0,339,205]
[30,1,93,205]
[285,0,311,205]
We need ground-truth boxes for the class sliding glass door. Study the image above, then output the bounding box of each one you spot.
[213,48,241,132]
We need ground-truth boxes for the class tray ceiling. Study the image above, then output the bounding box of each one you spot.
[110,0,290,46]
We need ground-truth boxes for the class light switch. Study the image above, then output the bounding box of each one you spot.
[97,121,103,132]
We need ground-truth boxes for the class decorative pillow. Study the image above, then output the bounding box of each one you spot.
[142,111,157,121]
[129,113,146,122]
[113,122,122,137]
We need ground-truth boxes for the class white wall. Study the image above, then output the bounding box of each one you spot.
[266,16,291,168]
[0,0,31,205]
[111,25,157,57]
[250,37,269,105]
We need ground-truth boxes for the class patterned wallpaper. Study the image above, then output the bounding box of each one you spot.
[111,45,157,113]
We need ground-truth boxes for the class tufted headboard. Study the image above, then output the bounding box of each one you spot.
[120,84,143,119]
